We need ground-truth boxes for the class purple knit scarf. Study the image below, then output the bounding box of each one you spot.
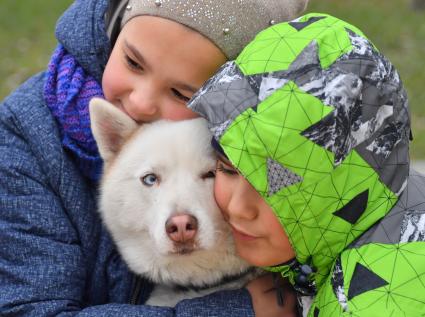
[44,45,104,181]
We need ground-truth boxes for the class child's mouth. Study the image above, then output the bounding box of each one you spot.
[230,225,257,241]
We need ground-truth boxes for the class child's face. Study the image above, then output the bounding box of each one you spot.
[102,16,227,123]
[214,155,295,267]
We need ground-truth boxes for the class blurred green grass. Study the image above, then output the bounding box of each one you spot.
[1,0,424,158]
[0,0,73,99]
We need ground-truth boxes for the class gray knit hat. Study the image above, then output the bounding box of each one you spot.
[106,0,309,59]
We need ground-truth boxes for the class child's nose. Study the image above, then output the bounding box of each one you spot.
[127,89,159,122]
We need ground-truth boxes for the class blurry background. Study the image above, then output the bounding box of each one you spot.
[1,0,424,160]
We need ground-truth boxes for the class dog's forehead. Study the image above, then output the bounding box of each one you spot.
[130,153,216,176]
[117,121,216,177]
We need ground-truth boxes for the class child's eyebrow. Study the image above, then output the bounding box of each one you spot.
[217,153,233,166]
[174,83,198,94]
[124,40,146,64]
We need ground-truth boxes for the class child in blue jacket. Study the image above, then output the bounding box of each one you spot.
[0,0,308,316]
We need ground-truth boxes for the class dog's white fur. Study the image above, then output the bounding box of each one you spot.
[89,98,253,306]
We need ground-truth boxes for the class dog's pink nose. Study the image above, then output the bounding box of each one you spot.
[165,214,198,243]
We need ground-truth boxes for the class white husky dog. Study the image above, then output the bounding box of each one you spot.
[89,98,254,306]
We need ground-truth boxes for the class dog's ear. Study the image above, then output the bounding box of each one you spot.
[89,97,138,162]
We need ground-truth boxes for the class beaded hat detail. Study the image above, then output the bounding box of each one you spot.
[107,0,309,59]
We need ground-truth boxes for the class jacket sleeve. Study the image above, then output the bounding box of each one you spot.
[68,289,254,316]
[0,93,254,317]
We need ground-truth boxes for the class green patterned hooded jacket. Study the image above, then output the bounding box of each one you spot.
[188,13,425,317]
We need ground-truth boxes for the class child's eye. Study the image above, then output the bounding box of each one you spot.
[171,88,191,102]
[216,163,238,176]
[125,55,143,71]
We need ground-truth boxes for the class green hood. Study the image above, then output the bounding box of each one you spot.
[188,13,410,291]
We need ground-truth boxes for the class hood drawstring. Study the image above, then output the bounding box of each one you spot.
[290,260,317,296]
[272,258,317,296]
[270,258,317,307]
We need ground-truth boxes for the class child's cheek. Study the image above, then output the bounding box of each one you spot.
[102,51,127,101]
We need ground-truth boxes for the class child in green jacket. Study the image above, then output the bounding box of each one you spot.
[189,13,425,316]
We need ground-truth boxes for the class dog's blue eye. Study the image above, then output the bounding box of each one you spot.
[141,173,158,186]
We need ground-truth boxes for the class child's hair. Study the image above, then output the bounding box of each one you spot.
[106,0,309,59]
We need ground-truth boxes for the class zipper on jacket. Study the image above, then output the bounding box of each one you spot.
[130,275,143,305]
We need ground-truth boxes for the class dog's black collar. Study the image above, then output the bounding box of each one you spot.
[172,267,256,293]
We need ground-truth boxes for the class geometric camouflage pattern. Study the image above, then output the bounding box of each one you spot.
[189,13,425,316]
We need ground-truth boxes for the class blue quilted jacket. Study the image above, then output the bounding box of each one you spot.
[0,0,254,315]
